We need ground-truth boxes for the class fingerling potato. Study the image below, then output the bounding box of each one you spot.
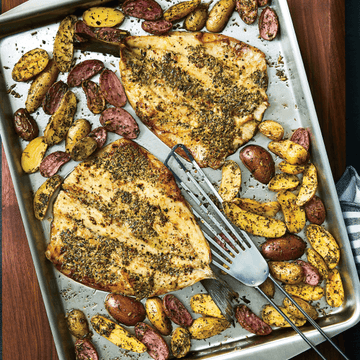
[163,294,193,327]
[236,0,257,25]
[75,339,99,360]
[190,293,224,319]
[21,136,48,174]
[164,0,201,22]
[259,277,275,298]
[306,248,329,280]
[232,198,280,218]
[91,315,146,353]
[42,80,69,115]
[122,0,163,21]
[283,284,324,301]
[99,69,127,108]
[71,137,98,161]
[67,59,104,87]
[283,297,318,320]
[268,173,300,192]
[82,80,106,114]
[142,20,173,35]
[171,327,191,359]
[306,225,340,269]
[304,195,326,225]
[258,120,284,141]
[268,139,308,165]
[268,261,304,284]
[294,260,321,286]
[206,0,236,33]
[83,7,125,27]
[146,297,172,336]
[326,269,344,307]
[218,160,241,201]
[188,316,230,339]
[296,163,318,206]
[259,6,279,41]
[278,161,305,175]
[39,151,71,178]
[66,119,92,154]
[185,3,209,31]
[291,128,311,152]
[13,108,39,141]
[261,305,306,328]
[235,305,272,335]
[66,309,90,338]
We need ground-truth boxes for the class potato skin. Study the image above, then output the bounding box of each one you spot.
[39,151,71,178]
[163,294,193,327]
[88,127,107,149]
[236,0,258,25]
[171,327,191,359]
[71,137,98,161]
[122,0,163,20]
[26,59,60,114]
[67,60,104,87]
[261,305,306,328]
[294,260,321,286]
[74,338,99,360]
[66,309,90,339]
[306,248,329,280]
[258,6,279,41]
[206,0,236,32]
[99,69,127,108]
[66,118,92,154]
[13,108,39,141]
[42,80,69,115]
[283,296,318,320]
[188,316,230,339]
[283,284,324,301]
[83,7,125,27]
[82,80,106,114]
[105,293,146,326]
[21,136,48,174]
[261,233,306,261]
[12,48,49,82]
[235,305,272,335]
[141,20,173,35]
[240,144,275,184]
[146,297,172,336]
[296,163,318,206]
[258,120,284,141]
[184,3,208,31]
[268,261,304,284]
[291,128,311,152]
[326,269,344,307]
[278,161,305,175]
[164,0,201,22]
[304,195,326,225]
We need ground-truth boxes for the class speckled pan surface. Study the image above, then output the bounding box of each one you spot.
[0,0,359,359]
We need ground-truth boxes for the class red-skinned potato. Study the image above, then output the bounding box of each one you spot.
[95,28,130,44]
[236,0,257,25]
[99,69,127,108]
[240,144,275,184]
[142,20,173,35]
[135,322,170,360]
[259,6,279,41]
[163,294,193,327]
[105,293,146,326]
[39,151,71,178]
[13,108,39,141]
[257,0,271,6]
[294,260,321,286]
[74,20,96,41]
[42,80,69,115]
[67,60,104,87]
[304,195,326,225]
[88,127,107,149]
[235,305,272,335]
[100,107,140,139]
[82,80,106,114]
[74,339,99,360]
[261,233,307,261]
[291,128,311,152]
[122,0,163,20]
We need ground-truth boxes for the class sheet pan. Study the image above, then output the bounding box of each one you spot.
[1,0,359,359]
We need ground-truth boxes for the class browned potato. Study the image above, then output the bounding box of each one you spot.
[83,7,125,27]
[261,305,306,328]
[258,6,279,41]
[268,173,300,192]
[304,195,326,225]
[39,151,71,178]
[13,108,39,141]
[67,60,104,87]
[190,293,224,319]
[188,316,230,339]
[283,297,318,320]
[122,0,163,20]
[235,305,272,335]
[164,0,201,21]
[291,128,311,152]
[171,327,191,359]
[278,161,305,175]
[268,261,304,284]
[326,269,344,307]
[146,297,172,336]
[306,248,329,280]
[25,59,60,113]
[71,137,98,162]
[163,294,193,327]
[75,339,99,360]
[218,160,241,202]
[44,90,77,146]
[184,3,209,31]
[294,260,321,286]
[283,284,324,301]
[305,225,340,269]
[268,139,308,165]
[236,0,257,25]
[206,0,236,32]
[142,20,173,35]
[232,198,280,218]
[258,120,284,141]
[259,277,275,298]
[239,144,275,184]
[33,175,63,220]
[224,201,286,238]
[66,119,92,154]
[66,309,90,338]
[277,191,306,233]
[21,136,48,174]
[82,80,106,114]
[296,163,318,206]
[12,48,49,82]
[53,15,77,73]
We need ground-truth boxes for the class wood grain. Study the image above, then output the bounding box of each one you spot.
[1,0,346,360]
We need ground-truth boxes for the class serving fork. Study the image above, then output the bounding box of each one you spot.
[164,144,349,360]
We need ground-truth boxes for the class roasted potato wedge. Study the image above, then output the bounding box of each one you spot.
[122,0,163,20]
[261,305,306,328]
[268,173,300,192]
[268,261,304,284]
[66,309,90,339]
[21,136,48,174]
[283,284,324,301]
[259,277,275,298]
[91,315,146,353]
[190,294,224,319]
[258,6,279,41]
[188,316,230,339]
[164,0,201,22]
[39,151,71,178]
[278,161,305,175]
[12,48,49,82]
[326,269,344,307]
[53,15,77,73]
[44,90,77,146]
[296,163,318,206]
[306,225,340,269]
[232,198,280,218]
[75,339,99,360]
[268,139,308,165]
[33,175,62,220]
[13,108,39,141]
[185,3,209,31]
[218,160,241,202]
[25,59,60,113]
[171,327,191,359]
[66,119,92,154]
[206,0,236,32]
[224,201,286,238]
[283,297,318,320]
[235,305,272,335]
[258,120,284,141]
[83,7,125,27]
[277,190,306,234]
[71,137,98,162]
[145,297,172,336]
[294,260,321,286]
[306,248,329,280]
[163,294,193,327]
[304,195,326,225]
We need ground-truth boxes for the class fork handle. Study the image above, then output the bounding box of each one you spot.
[256,286,328,360]
[267,275,350,360]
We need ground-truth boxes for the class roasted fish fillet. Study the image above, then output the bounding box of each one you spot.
[45,139,213,298]
[119,31,269,169]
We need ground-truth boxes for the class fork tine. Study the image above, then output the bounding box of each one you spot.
[202,232,233,265]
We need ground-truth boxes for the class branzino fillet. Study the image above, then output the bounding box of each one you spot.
[46,139,213,298]
[119,31,269,169]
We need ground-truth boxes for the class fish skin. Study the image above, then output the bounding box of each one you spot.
[46,139,213,299]
[119,31,269,169]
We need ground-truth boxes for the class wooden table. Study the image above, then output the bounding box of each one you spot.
[1,0,346,359]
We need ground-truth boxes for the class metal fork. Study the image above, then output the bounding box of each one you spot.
[164,144,349,360]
